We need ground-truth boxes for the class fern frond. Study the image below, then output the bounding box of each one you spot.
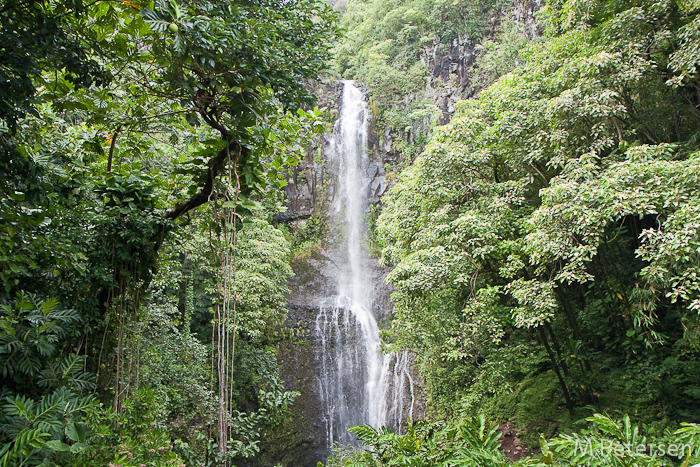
[459,415,501,453]
[64,393,98,414]
[675,423,700,458]
[39,297,59,316]
[349,424,380,444]
[0,427,49,465]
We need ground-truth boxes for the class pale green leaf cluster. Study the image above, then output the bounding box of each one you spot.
[377,0,700,421]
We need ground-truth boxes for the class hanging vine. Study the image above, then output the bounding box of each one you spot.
[94,174,163,414]
[209,142,242,464]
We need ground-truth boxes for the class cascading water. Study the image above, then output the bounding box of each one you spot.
[315,81,415,449]
[377,351,416,430]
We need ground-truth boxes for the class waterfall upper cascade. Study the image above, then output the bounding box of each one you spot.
[315,81,416,448]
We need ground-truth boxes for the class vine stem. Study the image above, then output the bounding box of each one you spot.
[213,141,241,465]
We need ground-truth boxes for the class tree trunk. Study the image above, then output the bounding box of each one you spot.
[539,326,574,416]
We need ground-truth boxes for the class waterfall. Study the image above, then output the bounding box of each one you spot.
[314,81,415,449]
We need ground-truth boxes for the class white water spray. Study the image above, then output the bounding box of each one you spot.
[315,81,415,449]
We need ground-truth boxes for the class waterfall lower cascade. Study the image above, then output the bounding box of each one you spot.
[315,81,416,448]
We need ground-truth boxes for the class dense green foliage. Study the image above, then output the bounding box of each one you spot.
[376,0,700,453]
[6,0,700,465]
[333,0,521,151]
[0,0,338,465]
[335,0,506,80]
[326,414,700,466]
[333,0,503,135]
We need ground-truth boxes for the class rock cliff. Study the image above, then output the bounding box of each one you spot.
[270,3,542,464]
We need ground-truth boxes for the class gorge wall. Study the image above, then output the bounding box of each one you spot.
[422,0,542,124]
[270,3,542,465]
[271,80,419,466]
[279,0,543,226]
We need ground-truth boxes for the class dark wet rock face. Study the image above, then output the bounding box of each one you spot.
[421,0,542,124]
[274,83,423,466]
[278,80,391,225]
[272,6,546,456]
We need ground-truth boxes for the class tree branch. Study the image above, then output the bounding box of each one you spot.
[165,141,247,220]
[107,126,121,173]
[682,7,700,17]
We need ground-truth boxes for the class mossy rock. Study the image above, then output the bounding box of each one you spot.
[480,371,573,448]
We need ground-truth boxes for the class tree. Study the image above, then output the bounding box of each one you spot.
[0,0,338,464]
[378,0,700,426]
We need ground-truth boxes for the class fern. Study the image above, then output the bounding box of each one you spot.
[38,298,58,316]
[0,294,97,467]
[0,428,49,466]
[674,423,700,464]
[450,415,507,467]
[36,355,96,391]
[459,414,501,452]
[346,418,507,467]
[547,414,662,467]
[0,388,98,466]
[350,424,382,445]
[0,293,83,382]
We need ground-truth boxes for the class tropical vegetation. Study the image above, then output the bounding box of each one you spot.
[1,0,337,465]
[354,0,700,464]
[4,0,700,465]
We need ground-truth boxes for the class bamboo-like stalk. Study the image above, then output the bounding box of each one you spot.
[113,276,126,413]
[212,142,242,466]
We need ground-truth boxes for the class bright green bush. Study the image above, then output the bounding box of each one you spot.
[325,415,507,467]
[378,0,700,434]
